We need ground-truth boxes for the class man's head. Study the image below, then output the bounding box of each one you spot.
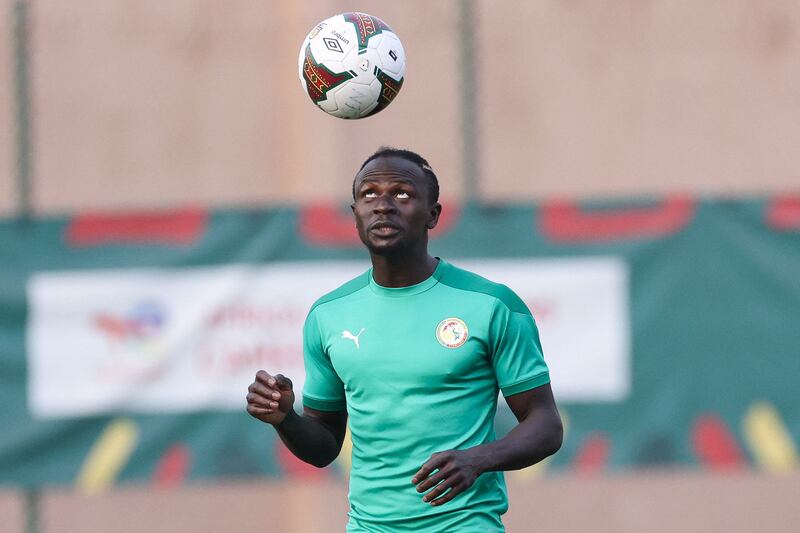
[351,147,442,257]
[353,147,439,206]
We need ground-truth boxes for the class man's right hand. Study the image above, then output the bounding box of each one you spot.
[246,370,296,425]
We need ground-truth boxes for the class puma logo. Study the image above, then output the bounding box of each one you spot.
[342,328,366,349]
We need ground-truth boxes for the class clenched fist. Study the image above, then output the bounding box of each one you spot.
[246,370,295,425]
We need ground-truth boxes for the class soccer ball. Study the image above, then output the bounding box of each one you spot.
[298,12,405,119]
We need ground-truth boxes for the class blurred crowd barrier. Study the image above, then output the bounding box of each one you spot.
[2,200,798,486]
[1,473,799,533]
[1,0,800,215]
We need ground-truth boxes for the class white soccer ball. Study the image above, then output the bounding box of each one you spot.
[298,12,406,119]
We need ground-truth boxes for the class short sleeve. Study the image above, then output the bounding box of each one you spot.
[302,308,346,411]
[490,301,550,397]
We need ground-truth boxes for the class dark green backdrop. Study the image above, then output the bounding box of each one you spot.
[1,197,798,486]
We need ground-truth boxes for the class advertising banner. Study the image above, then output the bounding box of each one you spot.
[28,258,629,417]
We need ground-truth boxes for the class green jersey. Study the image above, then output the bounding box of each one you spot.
[302,259,550,532]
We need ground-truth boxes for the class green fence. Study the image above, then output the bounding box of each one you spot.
[1,197,799,489]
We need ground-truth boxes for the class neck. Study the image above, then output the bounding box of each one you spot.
[370,249,439,288]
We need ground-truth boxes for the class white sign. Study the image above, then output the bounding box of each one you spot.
[458,258,630,402]
[27,258,629,418]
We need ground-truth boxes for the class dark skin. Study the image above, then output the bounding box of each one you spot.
[351,155,442,287]
[246,154,563,505]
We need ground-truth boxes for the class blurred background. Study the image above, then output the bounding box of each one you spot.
[1,0,799,531]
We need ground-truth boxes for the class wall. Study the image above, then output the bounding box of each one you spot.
[1,0,797,215]
[0,0,16,216]
[0,490,24,533]
[27,0,462,213]
[21,473,800,533]
[478,0,800,201]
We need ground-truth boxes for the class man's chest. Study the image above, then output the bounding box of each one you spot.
[321,300,494,389]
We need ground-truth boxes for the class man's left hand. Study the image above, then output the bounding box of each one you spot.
[412,449,484,506]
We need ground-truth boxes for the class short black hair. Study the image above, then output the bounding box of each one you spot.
[353,147,440,205]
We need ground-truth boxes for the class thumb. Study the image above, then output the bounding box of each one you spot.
[274,374,293,391]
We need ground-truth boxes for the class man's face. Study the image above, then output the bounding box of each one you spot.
[351,156,441,256]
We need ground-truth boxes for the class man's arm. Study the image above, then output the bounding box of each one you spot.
[412,383,562,506]
[246,370,347,468]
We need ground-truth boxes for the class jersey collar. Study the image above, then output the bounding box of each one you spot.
[368,258,445,298]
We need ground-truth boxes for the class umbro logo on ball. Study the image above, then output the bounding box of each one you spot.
[323,37,344,53]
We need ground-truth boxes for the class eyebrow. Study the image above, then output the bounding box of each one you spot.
[357,177,418,188]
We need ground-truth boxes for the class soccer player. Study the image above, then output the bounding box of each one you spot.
[246,148,563,532]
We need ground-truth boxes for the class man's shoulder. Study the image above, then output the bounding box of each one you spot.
[309,270,371,314]
[439,260,530,315]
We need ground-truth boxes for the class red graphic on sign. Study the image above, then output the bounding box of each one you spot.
[573,433,610,473]
[300,202,460,246]
[94,304,165,342]
[276,441,328,479]
[766,195,800,231]
[153,444,191,487]
[67,208,207,246]
[539,196,695,243]
[692,415,745,470]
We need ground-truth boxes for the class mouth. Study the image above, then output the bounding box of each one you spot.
[368,221,401,237]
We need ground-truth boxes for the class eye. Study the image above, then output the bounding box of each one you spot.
[395,191,410,199]
[363,191,377,198]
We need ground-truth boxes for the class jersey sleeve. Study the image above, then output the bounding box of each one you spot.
[490,300,550,397]
[302,308,346,412]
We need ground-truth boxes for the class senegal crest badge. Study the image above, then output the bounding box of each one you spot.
[436,317,469,348]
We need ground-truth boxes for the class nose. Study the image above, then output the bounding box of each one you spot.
[373,194,397,214]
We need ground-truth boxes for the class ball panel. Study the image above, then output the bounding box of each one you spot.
[365,69,404,118]
[317,95,339,114]
[301,44,354,103]
[373,32,405,80]
[332,80,380,119]
[305,16,358,71]
[342,12,393,52]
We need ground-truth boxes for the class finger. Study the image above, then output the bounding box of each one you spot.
[249,381,281,401]
[415,470,447,493]
[247,404,275,416]
[255,370,276,387]
[246,393,279,410]
[422,478,455,504]
[274,374,293,391]
[412,454,447,484]
[428,482,462,506]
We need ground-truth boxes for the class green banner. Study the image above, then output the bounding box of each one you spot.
[1,197,798,488]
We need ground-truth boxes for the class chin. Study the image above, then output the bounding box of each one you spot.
[365,240,407,257]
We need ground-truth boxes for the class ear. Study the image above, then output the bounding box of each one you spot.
[426,203,442,230]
